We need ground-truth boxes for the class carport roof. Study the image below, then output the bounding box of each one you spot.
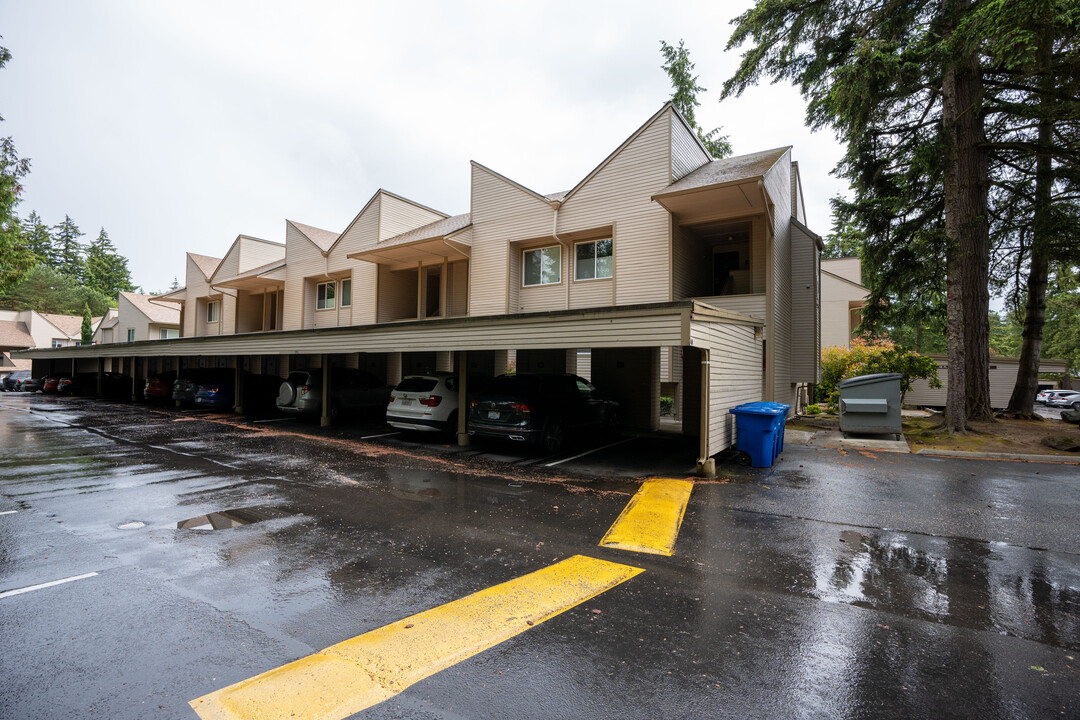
[15,300,759,360]
[347,213,472,267]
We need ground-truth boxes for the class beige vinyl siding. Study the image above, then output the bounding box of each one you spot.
[790,164,807,224]
[697,294,766,319]
[823,257,862,284]
[469,163,555,316]
[235,291,264,333]
[569,276,612,308]
[377,266,418,322]
[750,215,767,294]
[335,195,381,257]
[182,256,207,337]
[283,221,329,331]
[789,224,820,383]
[763,153,794,406]
[690,320,764,454]
[672,223,707,300]
[378,194,446,241]
[906,357,1068,409]
[670,112,710,182]
[214,246,240,283]
[239,237,285,272]
[448,260,469,316]
[518,279,565,312]
[115,294,148,342]
[558,108,672,306]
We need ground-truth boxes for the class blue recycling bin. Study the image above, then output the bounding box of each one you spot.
[757,402,791,455]
[729,403,787,467]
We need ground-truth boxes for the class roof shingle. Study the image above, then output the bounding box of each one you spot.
[121,292,181,325]
[290,221,340,252]
[0,320,34,348]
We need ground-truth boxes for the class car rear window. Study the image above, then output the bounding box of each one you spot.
[396,377,438,393]
[484,375,540,395]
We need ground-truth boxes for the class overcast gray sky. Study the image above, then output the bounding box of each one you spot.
[2,0,850,294]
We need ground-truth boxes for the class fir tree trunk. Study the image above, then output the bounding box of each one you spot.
[942,0,992,430]
[1005,32,1053,417]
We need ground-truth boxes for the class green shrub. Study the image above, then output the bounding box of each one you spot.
[806,404,822,415]
[820,337,941,403]
[660,396,674,415]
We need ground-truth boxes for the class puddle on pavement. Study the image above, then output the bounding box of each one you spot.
[177,505,296,531]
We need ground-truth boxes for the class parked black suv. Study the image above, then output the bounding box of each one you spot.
[467,373,619,453]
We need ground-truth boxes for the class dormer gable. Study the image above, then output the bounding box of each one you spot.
[469,161,556,237]
[208,235,285,284]
[329,189,448,259]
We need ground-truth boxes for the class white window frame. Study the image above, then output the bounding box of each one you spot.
[51,339,63,349]
[522,245,562,287]
[340,279,352,308]
[316,281,336,310]
[574,238,613,281]
[160,328,179,339]
[127,328,136,342]
[206,300,220,323]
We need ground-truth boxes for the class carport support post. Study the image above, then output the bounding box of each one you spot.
[457,351,470,446]
[97,358,104,397]
[130,356,138,402]
[234,356,244,415]
[320,354,330,427]
[696,349,716,478]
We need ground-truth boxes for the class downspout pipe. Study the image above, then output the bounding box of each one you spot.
[697,348,716,478]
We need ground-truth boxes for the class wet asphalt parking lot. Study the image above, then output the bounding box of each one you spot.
[1,393,1078,719]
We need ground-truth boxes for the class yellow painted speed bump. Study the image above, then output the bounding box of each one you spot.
[599,478,694,556]
[190,555,643,720]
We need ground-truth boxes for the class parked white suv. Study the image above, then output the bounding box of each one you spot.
[386,372,460,436]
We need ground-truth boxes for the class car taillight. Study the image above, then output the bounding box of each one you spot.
[469,401,478,409]
[206,387,219,393]
[510,403,531,414]
[300,385,311,395]
[389,394,396,402]
[419,395,442,407]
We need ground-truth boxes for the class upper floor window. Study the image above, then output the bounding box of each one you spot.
[127,328,136,342]
[317,281,336,310]
[160,328,179,339]
[523,246,561,287]
[340,279,352,308]
[206,300,220,323]
[575,239,613,281]
[51,339,63,348]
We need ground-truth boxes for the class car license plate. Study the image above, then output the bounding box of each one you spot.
[400,399,412,406]
[487,410,500,420]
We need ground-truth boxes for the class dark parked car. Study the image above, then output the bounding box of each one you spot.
[467,373,619,453]
[41,376,61,394]
[194,381,234,409]
[2,371,30,391]
[19,376,45,393]
[144,371,178,403]
[172,369,233,406]
[58,372,129,397]
[277,368,392,419]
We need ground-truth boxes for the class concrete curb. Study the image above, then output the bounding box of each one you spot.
[913,449,1080,464]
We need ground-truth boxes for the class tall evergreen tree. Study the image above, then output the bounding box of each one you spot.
[81,304,92,345]
[84,227,134,300]
[20,210,55,264]
[53,214,84,282]
[0,42,33,296]
[722,0,1015,431]
[660,40,732,159]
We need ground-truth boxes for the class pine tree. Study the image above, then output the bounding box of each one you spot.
[81,304,92,345]
[660,40,732,159]
[20,210,54,264]
[84,227,134,300]
[53,215,84,282]
[0,43,34,295]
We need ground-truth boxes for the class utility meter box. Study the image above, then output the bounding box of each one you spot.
[838,373,903,435]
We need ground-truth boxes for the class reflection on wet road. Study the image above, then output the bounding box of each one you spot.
[1,394,1078,719]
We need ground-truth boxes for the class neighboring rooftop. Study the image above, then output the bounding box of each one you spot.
[189,253,222,278]
[290,221,340,252]
[0,320,34,348]
[39,313,84,338]
[121,292,181,325]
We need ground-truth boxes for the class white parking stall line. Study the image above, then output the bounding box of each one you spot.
[544,437,634,467]
[252,418,294,424]
[361,432,400,440]
[0,572,99,599]
[0,510,17,516]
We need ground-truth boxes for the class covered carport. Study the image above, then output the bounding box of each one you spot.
[16,300,763,474]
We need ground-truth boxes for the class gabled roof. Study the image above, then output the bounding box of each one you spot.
[157,286,188,302]
[377,213,472,248]
[821,269,869,293]
[0,320,34,349]
[327,189,449,256]
[189,253,222,279]
[288,220,340,253]
[791,217,825,251]
[654,146,792,198]
[121,292,181,325]
[207,235,283,284]
[39,313,83,338]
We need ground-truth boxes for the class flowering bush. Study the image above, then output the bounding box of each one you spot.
[819,337,941,407]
